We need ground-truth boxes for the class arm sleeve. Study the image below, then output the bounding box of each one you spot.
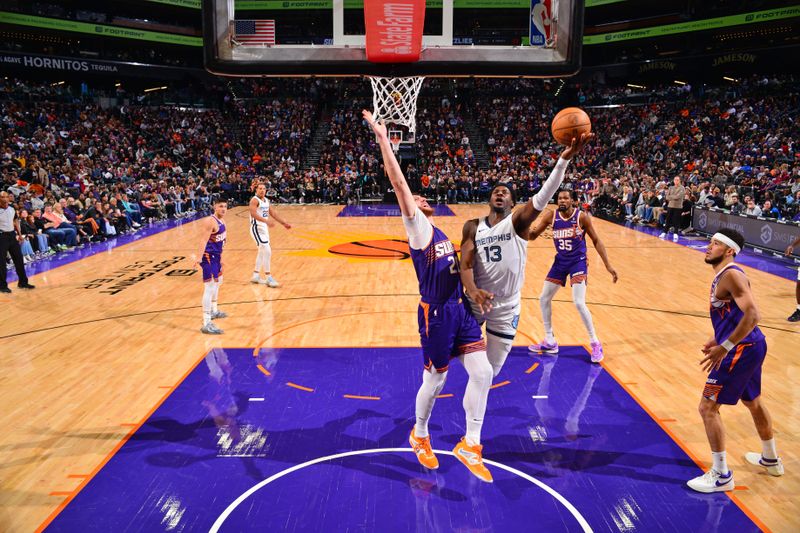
[402,208,434,250]
[532,158,569,211]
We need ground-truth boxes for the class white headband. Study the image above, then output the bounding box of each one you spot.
[711,232,741,255]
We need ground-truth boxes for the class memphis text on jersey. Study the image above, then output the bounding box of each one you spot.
[475,232,514,247]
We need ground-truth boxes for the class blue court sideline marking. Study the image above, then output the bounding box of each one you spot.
[209,448,593,533]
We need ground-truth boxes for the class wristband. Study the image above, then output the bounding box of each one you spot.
[721,339,735,351]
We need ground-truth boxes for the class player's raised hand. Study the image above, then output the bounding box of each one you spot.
[468,288,494,314]
[560,132,595,160]
[785,244,794,256]
[362,110,388,140]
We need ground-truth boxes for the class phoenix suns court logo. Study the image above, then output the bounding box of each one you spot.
[328,239,462,260]
[328,239,411,260]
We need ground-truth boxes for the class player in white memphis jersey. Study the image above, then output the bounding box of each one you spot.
[460,133,593,377]
[249,183,291,288]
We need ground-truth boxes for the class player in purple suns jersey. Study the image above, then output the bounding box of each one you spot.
[192,197,228,335]
[363,110,494,483]
[528,190,617,363]
[687,228,784,493]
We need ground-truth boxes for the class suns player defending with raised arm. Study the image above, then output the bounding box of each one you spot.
[249,182,291,287]
[193,198,228,335]
[364,110,495,483]
[687,228,783,493]
[460,134,593,378]
[528,190,618,362]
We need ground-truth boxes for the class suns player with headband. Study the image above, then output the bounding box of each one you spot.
[249,182,291,288]
[528,189,618,362]
[687,228,783,493]
[192,197,228,335]
[460,133,594,379]
[364,109,495,483]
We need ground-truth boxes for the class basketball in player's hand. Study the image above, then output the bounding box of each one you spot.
[551,107,591,146]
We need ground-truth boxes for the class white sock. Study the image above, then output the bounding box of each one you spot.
[259,244,271,275]
[460,351,492,446]
[572,282,599,343]
[414,369,447,438]
[712,450,729,475]
[252,270,260,279]
[762,438,778,461]
[212,277,221,313]
[202,281,214,324]
[540,281,560,342]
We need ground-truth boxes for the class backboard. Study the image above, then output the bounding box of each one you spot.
[203,1,584,77]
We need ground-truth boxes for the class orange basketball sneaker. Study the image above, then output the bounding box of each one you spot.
[409,428,439,470]
[453,437,493,483]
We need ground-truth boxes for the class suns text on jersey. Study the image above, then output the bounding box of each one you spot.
[434,240,455,258]
[552,228,580,239]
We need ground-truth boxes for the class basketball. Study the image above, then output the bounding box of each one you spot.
[551,107,591,145]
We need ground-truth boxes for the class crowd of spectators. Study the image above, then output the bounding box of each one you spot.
[3,74,798,269]
[469,75,800,232]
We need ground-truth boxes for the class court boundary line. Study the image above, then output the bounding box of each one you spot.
[596,349,771,533]
[208,448,592,533]
[34,348,213,533]
[4,293,797,340]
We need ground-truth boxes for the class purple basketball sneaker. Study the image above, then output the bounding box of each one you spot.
[529,339,559,354]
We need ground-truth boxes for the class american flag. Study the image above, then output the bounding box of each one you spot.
[234,20,276,45]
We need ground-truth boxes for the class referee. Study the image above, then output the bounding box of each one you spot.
[0,191,35,293]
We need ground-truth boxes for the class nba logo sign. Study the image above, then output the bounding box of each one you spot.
[529,0,553,47]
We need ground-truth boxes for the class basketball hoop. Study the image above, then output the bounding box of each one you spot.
[369,76,425,136]
[389,134,401,154]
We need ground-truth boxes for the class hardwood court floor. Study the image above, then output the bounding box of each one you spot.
[2,205,798,532]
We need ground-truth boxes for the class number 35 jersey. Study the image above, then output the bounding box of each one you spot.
[472,214,528,304]
[551,208,587,261]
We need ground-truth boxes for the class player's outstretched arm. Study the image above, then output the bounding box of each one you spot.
[527,215,549,241]
[363,110,416,218]
[511,132,594,237]
[460,219,494,314]
[269,205,292,229]
[191,217,216,267]
[249,197,269,225]
[582,212,618,283]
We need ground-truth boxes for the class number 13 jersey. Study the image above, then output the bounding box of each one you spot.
[473,215,528,304]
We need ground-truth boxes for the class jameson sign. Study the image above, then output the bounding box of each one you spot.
[693,207,800,256]
[0,52,200,76]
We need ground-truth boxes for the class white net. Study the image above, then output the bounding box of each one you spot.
[369,76,425,135]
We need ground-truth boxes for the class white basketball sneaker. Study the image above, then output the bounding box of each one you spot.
[250,274,264,284]
[744,453,784,476]
[266,276,280,288]
[687,469,734,493]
